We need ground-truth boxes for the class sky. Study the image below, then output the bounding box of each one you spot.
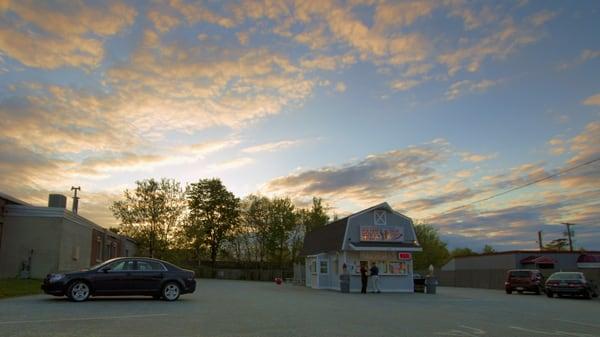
[1,0,599,252]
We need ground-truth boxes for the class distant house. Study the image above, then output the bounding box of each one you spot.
[300,202,422,292]
[440,250,600,289]
[0,192,136,279]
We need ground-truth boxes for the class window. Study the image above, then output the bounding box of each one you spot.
[95,237,102,262]
[319,260,329,274]
[137,260,166,271]
[310,260,317,274]
[387,261,409,275]
[110,242,118,258]
[374,210,386,225]
[109,259,135,271]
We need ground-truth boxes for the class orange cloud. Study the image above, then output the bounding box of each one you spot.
[0,0,136,69]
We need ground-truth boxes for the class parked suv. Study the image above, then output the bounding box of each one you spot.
[545,272,599,299]
[505,269,544,295]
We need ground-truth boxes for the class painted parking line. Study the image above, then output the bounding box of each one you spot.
[509,326,598,337]
[557,319,600,329]
[0,313,168,325]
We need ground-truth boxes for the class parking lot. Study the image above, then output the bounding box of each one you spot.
[0,279,598,337]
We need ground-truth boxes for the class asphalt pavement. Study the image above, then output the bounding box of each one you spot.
[0,279,598,337]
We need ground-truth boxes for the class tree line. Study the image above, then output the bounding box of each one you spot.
[109,177,506,273]
[110,178,330,271]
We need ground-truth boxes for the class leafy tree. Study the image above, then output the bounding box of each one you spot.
[304,197,330,233]
[291,197,330,263]
[110,178,185,258]
[240,195,271,264]
[451,247,477,258]
[413,224,450,270]
[265,197,296,271]
[185,178,240,270]
[545,238,569,251]
[482,244,496,254]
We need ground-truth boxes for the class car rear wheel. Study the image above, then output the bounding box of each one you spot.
[583,290,592,299]
[162,282,181,301]
[546,291,553,298]
[67,281,90,302]
[535,287,541,295]
[505,289,512,294]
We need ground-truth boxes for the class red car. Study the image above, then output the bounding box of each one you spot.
[505,269,544,295]
[545,272,599,299]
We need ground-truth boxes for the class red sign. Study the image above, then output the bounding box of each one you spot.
[398,253,412,260]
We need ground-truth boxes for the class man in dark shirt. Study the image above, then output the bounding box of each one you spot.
[360,263,368,293]
[370,262,381,293]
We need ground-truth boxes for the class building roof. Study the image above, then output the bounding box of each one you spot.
[451,250,600,259]
[300,216,349,256]
[0,191,31,206]
[300,202,419,256]
[520,255,557,264]
[1,191,126,240]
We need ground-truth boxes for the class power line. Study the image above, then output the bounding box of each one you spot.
[432,156,600,218]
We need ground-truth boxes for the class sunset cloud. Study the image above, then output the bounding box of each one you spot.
[0,0,136,69]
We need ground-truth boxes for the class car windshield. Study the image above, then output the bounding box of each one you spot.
[509,271,531,278]
[548,273,583,281]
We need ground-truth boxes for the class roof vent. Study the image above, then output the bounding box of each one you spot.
[48,194,67,208]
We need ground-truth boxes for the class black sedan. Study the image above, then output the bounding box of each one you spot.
[545,272,598,299]
[42,257,196,302]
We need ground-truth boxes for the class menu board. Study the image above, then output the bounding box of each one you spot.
[360,226,404,242]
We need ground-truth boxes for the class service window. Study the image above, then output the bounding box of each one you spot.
[376,261,388,274]
[320,260,329,274]
[387,261,409,275]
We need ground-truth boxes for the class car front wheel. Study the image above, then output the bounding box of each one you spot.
[67,281,90,302]
[162,282,181,301]
[546,291,553,298]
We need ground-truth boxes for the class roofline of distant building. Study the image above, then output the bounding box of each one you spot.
[451,250,600,259]
[2,191,129,241]
[0,191,32,206]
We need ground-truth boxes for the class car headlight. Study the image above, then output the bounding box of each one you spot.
[49,274,65,283]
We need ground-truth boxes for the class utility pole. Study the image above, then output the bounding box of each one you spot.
[561,223,575,252]
[71,186,81,214]
[537,231,543,251]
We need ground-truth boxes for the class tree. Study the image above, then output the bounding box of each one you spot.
[110,178,185,258]
[482,244,496,254]
[451,247,477,258]
[413,224,450,270]
[545,238,568,251]
[184,178,240,270]
[290,197,330,264]
[265,197,296,271]
[304,197,330,233]
[240,195,271,264]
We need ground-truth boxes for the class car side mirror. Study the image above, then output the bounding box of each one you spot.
[103,268,111,273]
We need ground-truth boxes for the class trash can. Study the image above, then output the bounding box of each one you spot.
[424,276,438,294]
[340,274,350,293]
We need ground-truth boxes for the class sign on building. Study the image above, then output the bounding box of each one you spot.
[360,226,404,242]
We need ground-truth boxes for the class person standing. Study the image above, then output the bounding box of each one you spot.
[370,262,381,293]
[360,263,368,294]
